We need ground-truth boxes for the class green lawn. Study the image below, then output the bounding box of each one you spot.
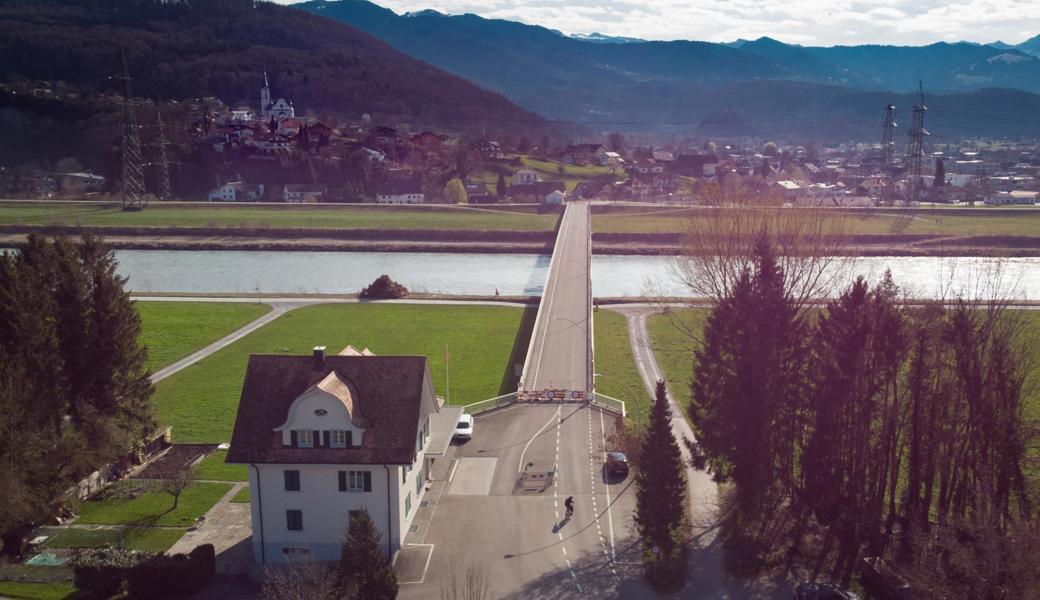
[592,207,1040,236]
[0,202,556,231]
[0,581,77,600]
[74,481,231,527]
[646,308,708,412]
[136,301,271,372]
[230,487,251,503]
[152,303,527,443]
[593,310,650,424]
[42,526,185,553]
[194,450,247,482]
[520,155,620,192]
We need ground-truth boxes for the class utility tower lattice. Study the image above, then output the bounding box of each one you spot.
[118,49,147,211]
[904,82,928,204]
[880,104,897,205]
[155,112,172,201]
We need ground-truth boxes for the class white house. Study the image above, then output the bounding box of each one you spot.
[376,181,424,205]
[512,169,540,185]
[227,347,458,563]
[283,184,326,203]
[208,182,264,202]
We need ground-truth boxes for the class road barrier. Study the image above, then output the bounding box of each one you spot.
[592,393,626,418]
[462,392,518,415]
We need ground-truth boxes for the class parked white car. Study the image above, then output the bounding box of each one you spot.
[454,413,474,440]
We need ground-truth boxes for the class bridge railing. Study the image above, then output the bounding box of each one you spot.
[462,392,518,415]
[591,392,626,418]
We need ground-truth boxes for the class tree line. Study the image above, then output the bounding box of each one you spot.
[0,235,153,535]
[687,233,1039,595]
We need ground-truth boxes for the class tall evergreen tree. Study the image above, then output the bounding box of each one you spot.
[635,380,688,592]
[337,509,398,600]
[495,173,507,198]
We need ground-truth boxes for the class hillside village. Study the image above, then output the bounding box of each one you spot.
[4,74,1040,207]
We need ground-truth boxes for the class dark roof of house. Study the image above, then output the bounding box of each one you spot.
[226,355,430,465]
[376,180,424,195]
[562,143,606,154]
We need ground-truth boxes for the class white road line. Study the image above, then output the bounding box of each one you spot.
[447,459,460,483]
[518,405,562,473]
[599,409,617,561]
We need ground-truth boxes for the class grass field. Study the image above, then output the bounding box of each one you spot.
[592,207,1040,236]
[520,156,618,192]
[136,301,271,372]
[0,581,77,600]
[42,526,186,553]
[0,202,557,232]
[230,487,250,503]
[195,450,248,482]
[646,309,708,411]
[152,303,527,443]
[75,481,231,527]
[593,310,650,424]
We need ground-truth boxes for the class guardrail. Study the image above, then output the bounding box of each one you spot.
[462,392,518,415]
[592,393,626,418]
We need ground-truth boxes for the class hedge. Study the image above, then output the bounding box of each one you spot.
[72,543,216,599]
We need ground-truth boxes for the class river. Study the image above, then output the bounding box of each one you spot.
[112,250,1040,300]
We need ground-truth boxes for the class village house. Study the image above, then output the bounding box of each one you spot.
[470,140,504,160]
[57,172,106,196]
[672,153,718,177]
[984,190,1039,205]
[512,169,540,185]
[409,132,445,149]
[545,189,567,205]
[227,347,461,563]
[208,182,265,202]
[559,144,608,166]
[375,181,424,204]
[283,184,327,203]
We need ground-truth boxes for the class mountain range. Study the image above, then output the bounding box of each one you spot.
[298,0,1040,138]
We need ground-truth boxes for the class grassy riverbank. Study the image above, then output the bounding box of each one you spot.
[151,303,529,443]
[136,301,271,372]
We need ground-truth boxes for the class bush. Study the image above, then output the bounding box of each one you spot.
[73,547,150,599]
[359,275,408,300]
[127,543,216,598]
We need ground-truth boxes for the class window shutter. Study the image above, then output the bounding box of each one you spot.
[290,430,298,447]
[314,430,321,447]
[346,431,353,447]
[323,431,330,447]
[338,471,346,492]
[363,471,372,492]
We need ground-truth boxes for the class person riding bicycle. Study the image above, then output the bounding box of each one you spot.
[564,496,574,518]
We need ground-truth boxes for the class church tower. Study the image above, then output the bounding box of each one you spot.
[260,72,271,119]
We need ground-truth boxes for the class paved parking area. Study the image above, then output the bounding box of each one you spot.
[399,403,639,599]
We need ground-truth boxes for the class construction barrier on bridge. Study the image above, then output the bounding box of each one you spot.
[461,392,518,415]
[518,389,586,402]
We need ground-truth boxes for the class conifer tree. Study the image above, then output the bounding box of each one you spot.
[496,173,507,199]
[635,380,688,592]
[337,509,398,600]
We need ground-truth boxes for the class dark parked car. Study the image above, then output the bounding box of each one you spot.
[793,583,859,600]
[606,452,629,478]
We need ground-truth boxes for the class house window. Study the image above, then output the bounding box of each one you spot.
[284,470,300,492]
[297,430,313,448]
[286,510,303,531]
[339,470,371,492]
[405,492,411,517]
[330,430,347,448]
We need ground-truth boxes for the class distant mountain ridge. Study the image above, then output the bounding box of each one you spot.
[299,0,1040,138]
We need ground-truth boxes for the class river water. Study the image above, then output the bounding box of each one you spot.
[113,250,1040,300]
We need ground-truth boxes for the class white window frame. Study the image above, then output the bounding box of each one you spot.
[297,429,313,448]
[348,470,365,492]
[330,430,347,448]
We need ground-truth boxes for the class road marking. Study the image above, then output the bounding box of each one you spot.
[599,409,617,562]
[447,458,460,483]
[518,405,562,473]
[397,543,435,585]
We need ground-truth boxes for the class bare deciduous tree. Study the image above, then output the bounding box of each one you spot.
[155,463,198,509]
[261,562,340,600]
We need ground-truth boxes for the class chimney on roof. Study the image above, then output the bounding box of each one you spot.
[313,346,327,371]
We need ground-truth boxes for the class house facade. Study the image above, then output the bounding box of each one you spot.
[227,348,442,563]
[283,184,326,203]
[208,182,264,202]
[512,169,540,185]
[376,181,425,204]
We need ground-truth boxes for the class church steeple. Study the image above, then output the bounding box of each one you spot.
[260,71,272,119]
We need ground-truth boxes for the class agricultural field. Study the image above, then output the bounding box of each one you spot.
[151,303,530,443]
[592,206,1040,236]
[0,201,557,231]
[136,301,271,372]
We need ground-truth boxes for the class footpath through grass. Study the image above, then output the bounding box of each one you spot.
[646,309,708,411]
[152,303,527,443]
[593,310,649,425]
[136,301,271,372]
[0,202,556,232]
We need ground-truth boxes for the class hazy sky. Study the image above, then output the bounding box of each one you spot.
[283,0,1040,46]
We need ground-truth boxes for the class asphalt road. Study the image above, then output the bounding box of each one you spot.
[522,201,591,394]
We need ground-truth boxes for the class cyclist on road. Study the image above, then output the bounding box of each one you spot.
[564,496,574,518]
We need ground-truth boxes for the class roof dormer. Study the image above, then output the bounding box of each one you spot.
[274,371,370,447]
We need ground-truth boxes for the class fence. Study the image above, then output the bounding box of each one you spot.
[462,392,518,415]
[591,393,627,418]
